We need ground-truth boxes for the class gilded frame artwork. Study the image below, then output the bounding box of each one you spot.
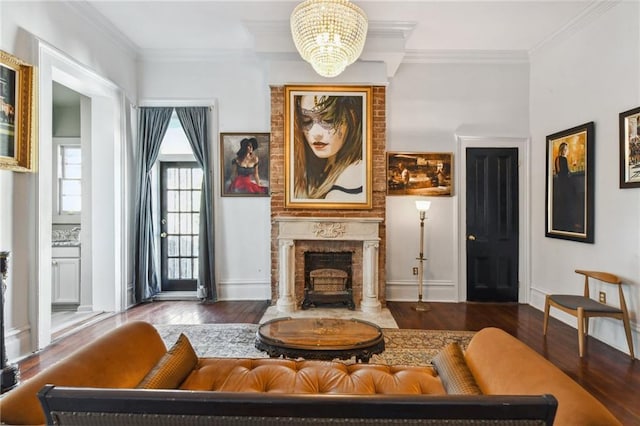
[545,122,595,243]
[0,50,34,172]
[386,152,454,196]
[284,85,372,209]
[220,132,270,197]
[619,106,640,188]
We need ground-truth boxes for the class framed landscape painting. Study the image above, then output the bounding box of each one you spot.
[284,85,372,209]
[220,132,270,197]
[0,50,34,171]
[619,106,640,188]
[387,152,453,196]
[545,122,594,243]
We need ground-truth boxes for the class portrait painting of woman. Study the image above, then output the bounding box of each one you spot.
[545,122,594,243]
[220,133,270,197]
[285,85,372,209]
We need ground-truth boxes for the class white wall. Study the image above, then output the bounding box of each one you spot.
[1,1,136,359]
[138,56,388,301]
[529,1,640,356]
[385,62,530,301]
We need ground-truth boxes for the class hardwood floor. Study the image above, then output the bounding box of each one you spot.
[15,300,639,425]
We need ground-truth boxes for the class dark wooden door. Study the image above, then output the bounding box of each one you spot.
[466,148,519,302]
[160,162,202,292]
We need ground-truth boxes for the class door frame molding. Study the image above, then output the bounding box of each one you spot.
[455,135,531,303]
[34,40,127,350]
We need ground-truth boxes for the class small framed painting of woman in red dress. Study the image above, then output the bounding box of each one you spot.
[220,132,270,197]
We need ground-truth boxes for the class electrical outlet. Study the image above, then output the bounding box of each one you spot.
[599,291,606,304]
[412,267,419,275]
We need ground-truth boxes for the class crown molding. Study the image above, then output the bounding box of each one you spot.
[63,0,139,59]
[139,48,260,63]
[403,49,529,65]
[529,0,621,55]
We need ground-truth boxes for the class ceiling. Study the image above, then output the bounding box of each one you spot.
[71,0,603,76]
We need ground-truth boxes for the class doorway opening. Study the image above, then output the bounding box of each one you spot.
[36,41,127,351]
[154,110,199,300]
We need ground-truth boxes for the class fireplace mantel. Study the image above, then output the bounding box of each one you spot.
[273,217,383,313]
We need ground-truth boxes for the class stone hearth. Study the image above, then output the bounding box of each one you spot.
[273,217,383,313]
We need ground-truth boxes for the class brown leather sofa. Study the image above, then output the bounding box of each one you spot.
[0,321,620,425]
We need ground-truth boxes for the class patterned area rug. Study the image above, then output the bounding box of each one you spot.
[154,324,475,366]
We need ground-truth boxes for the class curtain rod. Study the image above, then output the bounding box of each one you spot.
[130,105,214,111]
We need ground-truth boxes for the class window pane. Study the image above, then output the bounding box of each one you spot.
[168,259,179,279]
[180,190,191,211]
[193,258,199,277]
[192,213,200,232]
[167,168,179,189]
[192,191,201,211]
[166,190,179,212]
[193,236,199,254]
[61,180,81,195]
[62,146,81,164]
[180,236,192,256]
[180,259,192,279]
[180,169,190,189]
[180,213,191,234]
[64,165,82,179]
[61,195,81,213]
[167,213,179,233]
[192,168,203,188]
[168,236,179,256]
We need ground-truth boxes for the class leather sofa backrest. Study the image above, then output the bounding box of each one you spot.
[464,327,621,426]
[0,321,167,425]
[38,385,558,426]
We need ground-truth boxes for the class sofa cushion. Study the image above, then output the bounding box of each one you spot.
[180,358,447,395]
[431,342,482,395]
[137,333,198,389]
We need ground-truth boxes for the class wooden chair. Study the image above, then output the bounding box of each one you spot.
[543,269,634,359]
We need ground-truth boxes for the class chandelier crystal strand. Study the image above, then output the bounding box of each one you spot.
[291,0,368,78]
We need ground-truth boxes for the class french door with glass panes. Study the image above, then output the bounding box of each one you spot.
[160,162,202,291]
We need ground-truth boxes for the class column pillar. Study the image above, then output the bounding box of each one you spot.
[360,240,381,313]
[276,239,296,313]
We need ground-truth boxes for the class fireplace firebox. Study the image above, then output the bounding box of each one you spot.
[302,251,355,310]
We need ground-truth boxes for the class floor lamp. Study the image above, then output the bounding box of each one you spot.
[413,200,431,312]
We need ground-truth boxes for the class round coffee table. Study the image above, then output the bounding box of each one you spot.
[255,317,385,363]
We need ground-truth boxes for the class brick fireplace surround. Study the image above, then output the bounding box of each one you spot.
[269,86,387,312]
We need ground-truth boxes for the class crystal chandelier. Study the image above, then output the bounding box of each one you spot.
[290,0,368,78]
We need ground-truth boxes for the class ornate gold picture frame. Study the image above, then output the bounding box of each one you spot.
[284,85,372,209]
[0,50,34,172]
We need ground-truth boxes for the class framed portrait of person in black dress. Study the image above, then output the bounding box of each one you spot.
[545,122,594,243]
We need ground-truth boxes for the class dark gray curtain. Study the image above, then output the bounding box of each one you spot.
[133,107,173,302]
[176,107,216,302]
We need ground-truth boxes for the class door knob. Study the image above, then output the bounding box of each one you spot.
[468,235,476,241]
[160,232,168,238]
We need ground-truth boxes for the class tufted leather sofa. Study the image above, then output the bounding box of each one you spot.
[0,321,620,425]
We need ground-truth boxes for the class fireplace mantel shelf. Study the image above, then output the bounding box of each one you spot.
[273,217,383,314]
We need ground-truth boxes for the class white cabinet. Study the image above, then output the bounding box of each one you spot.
[52,246,81,308]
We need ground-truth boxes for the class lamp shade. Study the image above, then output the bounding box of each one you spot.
[290,0,368,78]
[415,200,431,212]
